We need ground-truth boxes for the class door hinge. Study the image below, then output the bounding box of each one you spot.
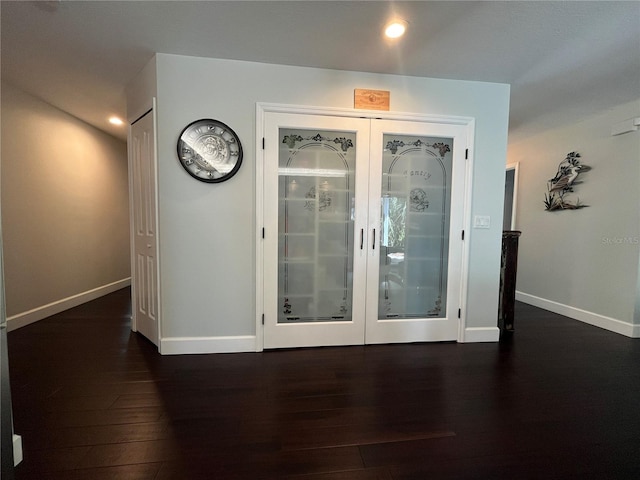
[458,308,461,319]
[465,149,469,160]
[461,230,465,240]
[261,314,265,325]
[262,227,265,239]
[262,137,265,150]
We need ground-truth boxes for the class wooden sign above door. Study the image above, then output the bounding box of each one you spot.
[354,89,390,111]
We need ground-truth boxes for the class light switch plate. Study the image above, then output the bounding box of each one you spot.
[473,215,491,229]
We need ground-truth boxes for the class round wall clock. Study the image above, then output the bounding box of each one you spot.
[176,119,243,183]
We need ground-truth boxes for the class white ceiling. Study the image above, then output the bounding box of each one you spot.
[2,1,639,142]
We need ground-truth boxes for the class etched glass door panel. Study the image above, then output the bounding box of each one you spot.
[365,120,466,344]
[278,129,356,324]
[263,112,370,349]
[378,134,452,320]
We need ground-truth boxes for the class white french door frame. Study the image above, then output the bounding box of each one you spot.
[255,103,475,351]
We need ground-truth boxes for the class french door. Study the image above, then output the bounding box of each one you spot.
[262,112,468,349]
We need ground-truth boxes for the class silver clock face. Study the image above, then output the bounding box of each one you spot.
[177,119,243,183]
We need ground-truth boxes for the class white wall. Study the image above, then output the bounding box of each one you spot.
[126,55,157,122]
[508,98,640,335]
[1,82,131,328]
[129,54,510,348]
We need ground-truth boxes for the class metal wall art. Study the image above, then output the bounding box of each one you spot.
[544,151,591,211]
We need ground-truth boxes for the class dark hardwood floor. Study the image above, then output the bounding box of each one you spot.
[7,288,640,479]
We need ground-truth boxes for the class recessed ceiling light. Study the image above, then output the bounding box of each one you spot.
[384,19,408,39]
[109,116,124,126]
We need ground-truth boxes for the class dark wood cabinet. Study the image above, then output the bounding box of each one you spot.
[498,230,521,333]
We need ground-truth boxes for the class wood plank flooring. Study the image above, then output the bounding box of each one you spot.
[7,288,640,479]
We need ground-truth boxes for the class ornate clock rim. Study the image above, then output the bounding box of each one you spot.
[176,118,243,183]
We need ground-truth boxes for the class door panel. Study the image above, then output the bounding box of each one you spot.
[277,128,356,324]
[130,111,159,346]
[365,120,466,344]
[264,113,370,349]
[377,133,451,319]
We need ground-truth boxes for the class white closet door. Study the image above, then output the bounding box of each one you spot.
[130,111,159,347]
[263,113,371,349]
[364,120,467,344]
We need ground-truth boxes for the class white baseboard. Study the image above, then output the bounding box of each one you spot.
[460,326,500,343]
[516,291,639,338]
[7,278,131,331]
[160,335,257,354]
[13,434,22,466]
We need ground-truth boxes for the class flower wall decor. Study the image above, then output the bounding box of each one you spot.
[544,151,591,211]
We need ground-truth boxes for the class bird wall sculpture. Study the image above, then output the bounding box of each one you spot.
[544,152,591,211]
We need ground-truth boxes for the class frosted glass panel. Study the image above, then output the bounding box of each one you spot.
[379,135,452,319]
[278,129,356,324]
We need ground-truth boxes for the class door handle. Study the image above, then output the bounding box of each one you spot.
[372,229,376,250]
[360,229,364,250]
